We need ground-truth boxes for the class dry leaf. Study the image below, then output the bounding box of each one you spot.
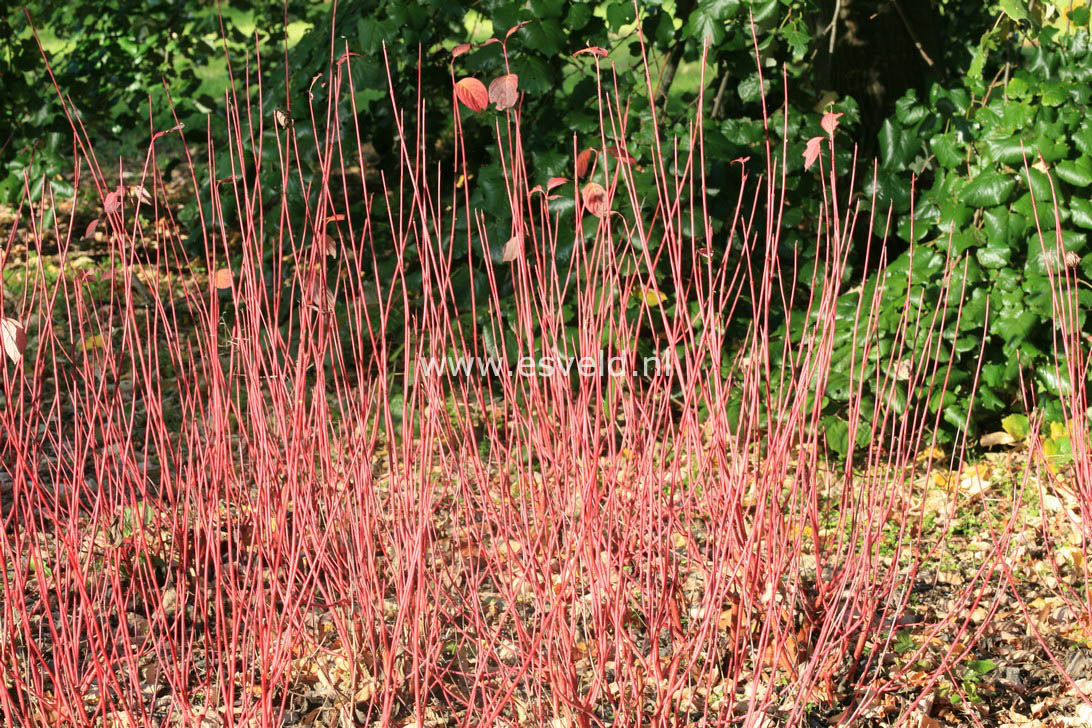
[454,77,488,113]
[979,431,1016,447]
[274,109,292,128]
[581,181,609,218]
[212,268,233,289]
[1,317,27,365]
[79,334,106,353]
[128,184,153,205]
[502,235,522,262]
[606,145,635,163]
[488,74,519,110]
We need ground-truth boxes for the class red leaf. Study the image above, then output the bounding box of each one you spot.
[212,268,233,290]
[0,317,27,365]
[452,43,472,58]
[546,177,569,192]
[84,218,100,240]
[606,145,635,164]
[505,20,530,40]
[821,111,843,136]
[581,181,610,218]
[488,74,519,111]
[576,148,595,178]
[104,187,123,215]
[573,46,609,57]
[502,234,522,262]
[335,50,361,65]
[454,77,489,113]
[803,136,823,170]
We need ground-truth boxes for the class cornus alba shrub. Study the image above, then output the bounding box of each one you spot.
[0,23,1090,728]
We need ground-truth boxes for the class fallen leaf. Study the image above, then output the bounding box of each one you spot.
[979,431,1016,447]
[79,334,106,353]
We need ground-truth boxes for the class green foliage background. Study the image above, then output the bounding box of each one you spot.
[2,0,1090,450]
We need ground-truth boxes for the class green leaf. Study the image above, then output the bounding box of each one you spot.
[999,0,1028,22]
[1002,413,1030,440]
[966,659,997,675]
[1055,156,1092,187]
[977,245,1012,269]
[962,171,1015,208]
[737,73,769,104]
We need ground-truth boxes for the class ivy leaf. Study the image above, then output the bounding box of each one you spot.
[1054,157,1092,187]
[961,171,1015,207]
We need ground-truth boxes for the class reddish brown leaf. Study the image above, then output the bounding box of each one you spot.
[488,74,519,111]
[335,50,361,65]
[0,317,26,365]
[821,111,843,136]
[452,43,472,58]
[104,187,123,215]
[502,235,522,262]
[803,136,823,170]
[576,148,595,178]
[454,77,489,113]
[546,177,569,192]
[573,46,609,57]
[581,181,609,219]
[84,218,100,240]
[212,268,233,290]
[606,145,635,164]
[505,20,530,40]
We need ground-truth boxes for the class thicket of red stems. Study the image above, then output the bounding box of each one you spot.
[0,32,1087,728]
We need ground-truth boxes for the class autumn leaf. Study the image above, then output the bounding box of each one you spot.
[505,20,530,40]
[212,268,233,290]
[452,43,472,58]
[821,111,843,136]
[489,74,519,111]
[803,136,823,170]
[0,318,26,365]
[84,218,100,240]
[104,187,123,215]
[573,46,609,57]
[502,235,522,262]
[576,148,595,178]
[606,145,635,164]
[581,181,609,218]
[454,77,488,113]
[546,177,568,192]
